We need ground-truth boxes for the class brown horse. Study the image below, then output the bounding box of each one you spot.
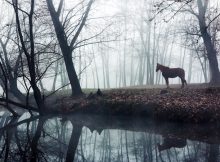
[156,63,187,88]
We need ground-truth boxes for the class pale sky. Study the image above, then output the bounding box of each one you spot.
[0,0,219,90]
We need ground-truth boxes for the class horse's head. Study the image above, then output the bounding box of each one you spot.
[156,63,160,72]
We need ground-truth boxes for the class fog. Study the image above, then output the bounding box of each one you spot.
[0,0,220,92]
[0,1,220,161]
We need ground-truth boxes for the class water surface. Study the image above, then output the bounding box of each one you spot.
[0,112,219,162]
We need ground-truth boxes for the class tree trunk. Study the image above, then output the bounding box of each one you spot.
[30,117,47,162]
[187,54,193,83]
[197,0,220,85]
[52,61,59,91]
[9,78,25,102]
[66,124,82,162]
[46,0,83,96]
[201,32,220,84]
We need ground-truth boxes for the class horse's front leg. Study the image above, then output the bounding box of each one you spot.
[165,77,169,88]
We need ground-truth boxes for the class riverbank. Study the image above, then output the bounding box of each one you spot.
[48,84,220,124]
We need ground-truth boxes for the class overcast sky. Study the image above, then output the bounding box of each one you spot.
[0,0,219,90]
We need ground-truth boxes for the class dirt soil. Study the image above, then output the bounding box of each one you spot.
[48,84,220,124]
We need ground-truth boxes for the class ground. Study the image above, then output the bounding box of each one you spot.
[46,84,220,124]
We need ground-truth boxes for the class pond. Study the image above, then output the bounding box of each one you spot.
[0,112,219,162]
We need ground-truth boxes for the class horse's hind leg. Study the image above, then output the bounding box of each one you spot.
[165,77,170,88]
[184,79,187,86]
[180,78,186,88]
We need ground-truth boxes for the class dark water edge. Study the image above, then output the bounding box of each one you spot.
[0,112,220,162]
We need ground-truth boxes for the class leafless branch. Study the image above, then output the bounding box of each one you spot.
[69,0,94,48]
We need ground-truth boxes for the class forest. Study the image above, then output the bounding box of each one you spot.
[0,0,220,161]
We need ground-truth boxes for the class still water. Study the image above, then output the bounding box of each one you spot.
[0,112,219,162]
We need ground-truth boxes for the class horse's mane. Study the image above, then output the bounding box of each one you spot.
[159,64,170,69]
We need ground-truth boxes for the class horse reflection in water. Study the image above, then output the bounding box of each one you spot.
[157,136,187,152]
[156,63,187,88]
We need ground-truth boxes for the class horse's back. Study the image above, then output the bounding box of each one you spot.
[162,67,185,78]
[173,67,185,73]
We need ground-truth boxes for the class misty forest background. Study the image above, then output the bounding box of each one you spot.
[1,1,220,161]
[0,0,220,112]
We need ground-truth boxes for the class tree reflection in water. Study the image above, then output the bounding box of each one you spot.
[0,113,219,162]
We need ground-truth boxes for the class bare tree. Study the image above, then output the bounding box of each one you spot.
[46,0,95,96]
[0,23,25,102]
[12,0,45,114]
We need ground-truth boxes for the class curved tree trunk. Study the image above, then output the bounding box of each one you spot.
[9,79,25,102]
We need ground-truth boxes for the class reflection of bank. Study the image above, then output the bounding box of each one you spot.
[1,114,220,162]
[68,114,220,145]
[157,136,187,152]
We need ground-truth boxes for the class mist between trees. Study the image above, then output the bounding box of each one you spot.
[0,0,220,114]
